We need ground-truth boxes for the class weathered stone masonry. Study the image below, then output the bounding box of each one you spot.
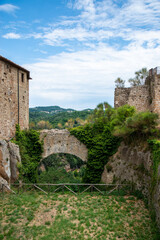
[114,67,160,115]
[40,129,88,162]
[0,56,31,140]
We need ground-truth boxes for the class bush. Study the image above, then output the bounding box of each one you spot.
[113,111,158,138]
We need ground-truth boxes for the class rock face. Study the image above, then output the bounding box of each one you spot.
[101,142,152,195]
[101,142,160,229]
[40,129,88,162]
[0,140,21,190]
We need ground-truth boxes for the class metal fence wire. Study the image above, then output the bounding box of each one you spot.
[1,183,132,195]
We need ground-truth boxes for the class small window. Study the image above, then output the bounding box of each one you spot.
[21,73,24,82]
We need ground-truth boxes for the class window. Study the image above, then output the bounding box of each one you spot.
[21,73,24,82]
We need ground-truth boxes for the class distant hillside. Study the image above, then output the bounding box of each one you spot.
[29,106,75,114]
[29,106,93,129]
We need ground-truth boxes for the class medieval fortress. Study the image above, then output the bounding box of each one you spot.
[114,67,160,114]
[0,56,31,140]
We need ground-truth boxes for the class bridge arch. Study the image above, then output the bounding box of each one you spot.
[40,129,88,162]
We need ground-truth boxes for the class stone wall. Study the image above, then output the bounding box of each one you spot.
[114,86,150,112]
[0,140,21,190]
[40,129,88,162]
[0,59,29,140]
[101,142,160,229]
[114,69,160,115]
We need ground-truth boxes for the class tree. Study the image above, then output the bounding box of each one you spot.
[65,118,75,128]
[37,120,52,129]
[115,77,125,88]
[128,68,148,86]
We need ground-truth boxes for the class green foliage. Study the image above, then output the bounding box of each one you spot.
[14,125,43,182]
[113,111,158,138]
[70,117,120,183]
[110,104,136,129]
[38,167,78,184]
[148,139,160,189]
[38,153,85,184]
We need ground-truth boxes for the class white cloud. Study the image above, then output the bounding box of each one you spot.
[42,27,113,46]
[0,4,19,13]
[25,42,160,109]
[2,32,21,39]
[2,0,160,109]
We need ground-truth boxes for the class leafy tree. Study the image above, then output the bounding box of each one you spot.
[128,68,148,86]
[115,77,125,88]
[37,120,52,129]
[87,102,114,124]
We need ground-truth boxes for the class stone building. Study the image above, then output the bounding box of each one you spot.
[0,56,31,140]
[114,67,160,115]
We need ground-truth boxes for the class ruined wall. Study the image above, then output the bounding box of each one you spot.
[149,74,160,115]
[114,88,131,108]
[114,86,150,112]
[0,140,21,190]
[40,129,88,162]
[101,142,160,229]
[0,60,29,140]
[114,68,160,115]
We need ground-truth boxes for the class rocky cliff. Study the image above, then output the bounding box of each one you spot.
[101,142,160,229]
[0,140,21,191]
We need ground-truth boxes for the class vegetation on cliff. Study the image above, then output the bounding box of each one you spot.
[13,125,43,182]
[70,103,159,183]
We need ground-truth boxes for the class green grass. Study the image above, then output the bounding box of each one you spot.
[0,192,159,240]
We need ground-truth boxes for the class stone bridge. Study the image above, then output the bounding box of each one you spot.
[40,129,88,162]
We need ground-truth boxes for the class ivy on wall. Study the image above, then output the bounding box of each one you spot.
[70,122,120,183]
[13,125,43,182]
[148,139,160,189]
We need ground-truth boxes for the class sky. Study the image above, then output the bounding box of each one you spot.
[0,0,160,110]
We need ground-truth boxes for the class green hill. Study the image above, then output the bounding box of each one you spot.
[29,106,93,129]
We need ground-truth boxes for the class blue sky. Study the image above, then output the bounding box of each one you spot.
[0,0,160,109]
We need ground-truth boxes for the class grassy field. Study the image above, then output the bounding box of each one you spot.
[0,192,159,240]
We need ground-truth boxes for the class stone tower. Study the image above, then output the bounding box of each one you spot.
[0,56,31,140]
[114,67,160,116]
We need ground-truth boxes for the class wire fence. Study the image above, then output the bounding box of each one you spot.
[0,183,133,196]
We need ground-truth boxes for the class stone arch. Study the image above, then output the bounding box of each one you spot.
[40,129,88,162]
